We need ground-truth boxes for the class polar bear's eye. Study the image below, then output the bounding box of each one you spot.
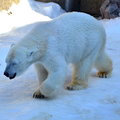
[29,52,34,56]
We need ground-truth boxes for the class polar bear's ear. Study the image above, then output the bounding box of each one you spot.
[11,43,15,48]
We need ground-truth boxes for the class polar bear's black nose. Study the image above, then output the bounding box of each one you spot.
[9,73,16,79]
[4,71,9,77]
[4,71,16,79]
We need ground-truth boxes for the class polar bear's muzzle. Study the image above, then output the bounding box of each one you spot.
[4,71,16,79]
[4,65,17,79]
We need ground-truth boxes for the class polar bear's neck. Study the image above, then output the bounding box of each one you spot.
[16,21,52,59]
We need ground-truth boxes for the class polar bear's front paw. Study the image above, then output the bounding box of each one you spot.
[33,89,46,99]
[97,71,111,78]
[66,80,88,90]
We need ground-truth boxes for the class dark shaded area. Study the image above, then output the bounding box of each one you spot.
[35,0,105,16]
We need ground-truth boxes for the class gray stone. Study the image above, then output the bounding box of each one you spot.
[100,0,120,19]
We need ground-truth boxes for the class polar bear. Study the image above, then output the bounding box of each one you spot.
[4,12,112,98]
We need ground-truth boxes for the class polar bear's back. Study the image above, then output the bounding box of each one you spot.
[53,12,105,44]
[54,12,102,30]
[55,12,95,22]
[51,12,106,63]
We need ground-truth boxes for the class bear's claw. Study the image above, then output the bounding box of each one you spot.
[33,90,46,99]
[66,86,74,90]
[66,80,88,90]
[97,72,109,78]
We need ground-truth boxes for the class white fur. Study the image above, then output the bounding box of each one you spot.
[5,12,112,98]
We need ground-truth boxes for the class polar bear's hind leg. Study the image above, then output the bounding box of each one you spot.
[95,51,113,78]
[66,52,97,90]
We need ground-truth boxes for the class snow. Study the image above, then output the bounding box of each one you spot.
[0,0,65,34]
[0,0,120,120]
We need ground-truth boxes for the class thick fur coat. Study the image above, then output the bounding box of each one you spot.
[4,12,112,98]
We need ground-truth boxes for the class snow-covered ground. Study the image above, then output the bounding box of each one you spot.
[0,0,120,120]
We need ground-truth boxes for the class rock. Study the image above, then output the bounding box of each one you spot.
[100,0,120,19]
[80,0,105,16]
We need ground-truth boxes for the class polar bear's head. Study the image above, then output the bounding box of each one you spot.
[4,44,40,79]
